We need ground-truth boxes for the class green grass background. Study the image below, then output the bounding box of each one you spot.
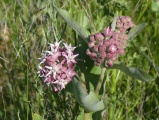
[0,0,159,119]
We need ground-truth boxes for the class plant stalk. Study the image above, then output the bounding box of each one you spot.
[26,49,29,120]
[95,68,106,95]
[84,111,90,120]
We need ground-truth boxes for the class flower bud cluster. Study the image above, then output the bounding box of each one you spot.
[38,41,78,92]
[86,16,135,67]
[116,16,135,33]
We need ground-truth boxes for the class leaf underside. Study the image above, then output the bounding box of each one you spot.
[67,77,105,112]
[109,62,154,82]
[127,23,146,41]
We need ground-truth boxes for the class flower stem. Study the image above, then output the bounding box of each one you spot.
[84,111,90,120]
[95,68,106,95]
[26,50,29,120]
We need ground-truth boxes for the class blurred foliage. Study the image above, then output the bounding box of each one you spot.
[0,0,159,119]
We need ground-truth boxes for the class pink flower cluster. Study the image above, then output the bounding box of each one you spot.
[86,16,134,67]
[38,41,78,92]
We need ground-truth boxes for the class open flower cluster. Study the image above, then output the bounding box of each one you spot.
[38,41,78,92]
[86,16,134,67]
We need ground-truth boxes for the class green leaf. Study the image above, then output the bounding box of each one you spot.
[77,109,84,120]
[32,113,43,120]
[90,66,102,75]
[76,10,89,29]
[52,4,90,43]
[66,77,105,112]
[92,109,106,120]
[151,0,159,12]
[109,62,154,82]
[127,23,146,41]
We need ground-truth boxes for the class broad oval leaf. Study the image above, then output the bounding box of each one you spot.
[52,4,90,43]
[66,77,105,112]
[109,62,154,82]
[127,23,146,41]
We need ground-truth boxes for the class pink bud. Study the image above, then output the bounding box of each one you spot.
[53,86,59,93]
[90,35,95,41]
[104,40,110,47]
[118,49,125,55]
[111,32,118,40]
[129,22,135,28]
[95,61,101,66]
[99,45,106,52]
[98,40,103,46]
[111,53,118,62]
[126,16,131,22]
[86,49,91,55]
[106,60,113,67]
[97,58,104,63]
[120,28,127,34]
[95,33,104,40]
[123,34,128,40]
[99,51,106,58]
[106,53,113,59]
[123,23,129,29]
[103,27,113,37]
[117,22,123,28]
[121,16,127,23]
[90,52,97,60]
[93,45,99,52]
[117,18,121,23]
[88,41,95,48]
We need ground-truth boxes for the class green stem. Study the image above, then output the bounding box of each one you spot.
[26,50,29,120]
[95,68,106,95]
[82,73,90,120]
[84,111,90,120]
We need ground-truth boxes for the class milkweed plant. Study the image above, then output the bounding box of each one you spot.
[37,4,154,120]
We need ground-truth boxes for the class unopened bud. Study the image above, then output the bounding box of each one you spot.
[88,41,95,48]
[95,33,104,40]
[118,49,125,55]
[103,27,113,37]
[90,35,95,41]
[106,60,113,67]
